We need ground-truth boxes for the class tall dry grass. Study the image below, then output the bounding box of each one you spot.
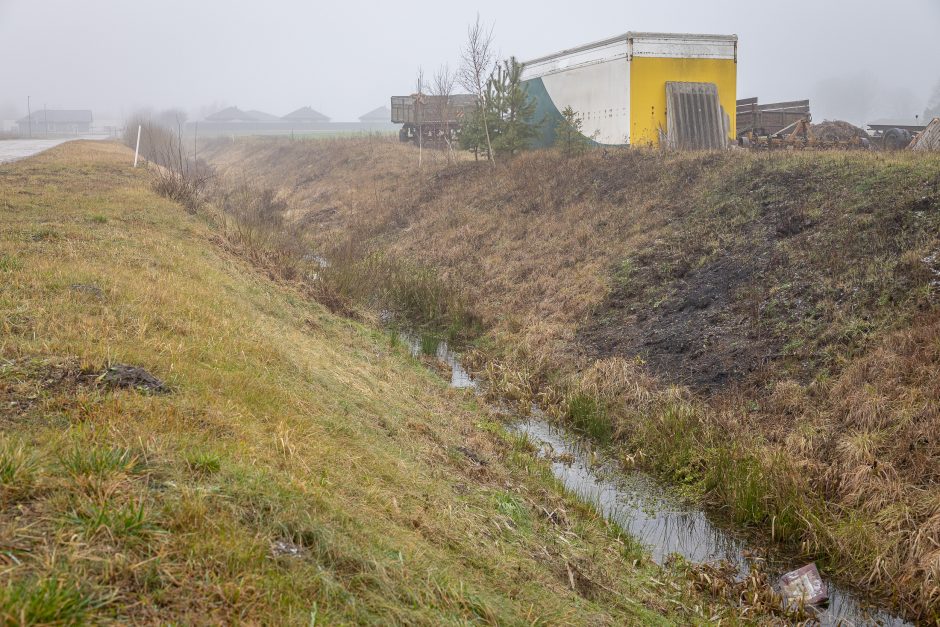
[0,140,754,624]
[124,112,212,213]
[200,137,940,621]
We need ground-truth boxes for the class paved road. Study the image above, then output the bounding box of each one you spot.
[0,136,109,164]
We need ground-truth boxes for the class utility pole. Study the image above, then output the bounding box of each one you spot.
[27,96,31,138]
[44,103,48,136]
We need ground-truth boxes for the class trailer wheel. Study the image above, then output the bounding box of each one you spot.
[399,125,412,143]
[883,128,912,151]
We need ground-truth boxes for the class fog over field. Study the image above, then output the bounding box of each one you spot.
[1,0,939,124]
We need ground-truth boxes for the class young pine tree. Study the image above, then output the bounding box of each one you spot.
[488,57,541,157]
[554,106,594,157]
[459,104,489,161]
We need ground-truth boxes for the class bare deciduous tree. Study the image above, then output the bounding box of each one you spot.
[124,109,211,213]
[432,64,457,163]
[459,14,496,165]
[415,66,425,168]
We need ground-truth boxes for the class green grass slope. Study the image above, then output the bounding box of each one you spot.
[0,141,737,625]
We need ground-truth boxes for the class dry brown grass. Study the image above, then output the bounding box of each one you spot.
[0,140,755,624]
[202,136,940,620]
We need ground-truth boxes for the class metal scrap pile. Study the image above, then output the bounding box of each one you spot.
[810,120,870,142]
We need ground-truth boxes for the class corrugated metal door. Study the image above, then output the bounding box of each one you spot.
[664,82,728,150]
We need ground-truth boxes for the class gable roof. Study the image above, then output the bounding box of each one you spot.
[205,106,258,122]
[359,106,391,122]
[18,110,92,124]
[282,106,330,122]
[245,109,281,122]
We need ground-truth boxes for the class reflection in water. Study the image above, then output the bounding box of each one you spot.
[401,332,476,389]
[514,419,909,627]
[516,419,746,566]
[399,330,909,626]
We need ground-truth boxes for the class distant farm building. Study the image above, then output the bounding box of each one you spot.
[204,107,277,123]
[359,106,391,124]
[282,107,330,123]
[16,110,92,135]
[191,105,397,137]
[246,110,281,122]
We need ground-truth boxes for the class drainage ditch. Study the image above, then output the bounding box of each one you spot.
[401,331,910,626]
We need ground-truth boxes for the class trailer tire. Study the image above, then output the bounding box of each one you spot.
[883,128,912,151]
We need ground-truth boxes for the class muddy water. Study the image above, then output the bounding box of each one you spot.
[406,333,910,626]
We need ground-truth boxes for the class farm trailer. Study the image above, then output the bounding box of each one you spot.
[736,98,811,137]
[390,94,478,145]
[520,32,738,149]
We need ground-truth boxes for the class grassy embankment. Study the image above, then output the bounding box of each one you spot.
[203,136,940,621]
[0,140,758,624]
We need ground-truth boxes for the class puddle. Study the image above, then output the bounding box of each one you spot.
[399,330,912,626]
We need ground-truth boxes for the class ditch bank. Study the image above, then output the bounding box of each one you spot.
[200,138,940,621]
[403,331,909,626]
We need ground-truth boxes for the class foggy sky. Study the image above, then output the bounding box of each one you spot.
[2,0,939,124]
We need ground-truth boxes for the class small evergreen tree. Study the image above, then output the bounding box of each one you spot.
[554,106,593,157]
[488,57,541,156]
[460,56,541,160]
[458,105,489,160]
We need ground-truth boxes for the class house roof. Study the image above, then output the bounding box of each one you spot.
[282,106,330,122]
[204,106,260,122]
[245,109,281,122]
[18,110,92,124]
[359,106,391,122]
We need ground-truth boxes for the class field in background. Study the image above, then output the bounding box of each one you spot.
[202,136,940,621]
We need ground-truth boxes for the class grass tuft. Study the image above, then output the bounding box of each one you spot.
[68,499,160,541]
[0,439,38,499]
[419,334,439,357]
[184,449,222,475]
[566,393,612,443]
[0,254,22,272]
[0,576,100,625]
[493,492,531,531]
[59,445,142,478]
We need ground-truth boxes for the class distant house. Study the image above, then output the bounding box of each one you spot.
[191,105,339,137]
[16,110,92,135]
[282,107,330,123]
[205,106,267,123]
[245,110,281,122]
[359,106,391,123]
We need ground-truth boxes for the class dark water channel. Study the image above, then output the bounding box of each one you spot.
[403,332,910,626]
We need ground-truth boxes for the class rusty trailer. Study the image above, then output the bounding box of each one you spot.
[390,94,478,145]
[736,97,811,137]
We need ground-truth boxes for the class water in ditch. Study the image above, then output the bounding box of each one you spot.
[403,332,910,626]
[401,331,476,390]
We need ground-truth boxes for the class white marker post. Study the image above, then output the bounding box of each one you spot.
[133,124,141,167]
